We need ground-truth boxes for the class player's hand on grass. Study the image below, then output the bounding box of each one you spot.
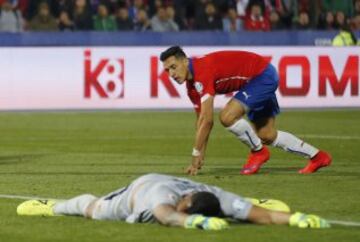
[186,164,200,175]
[184,215,228,230]
[186,156,204,175]
[289,212,330,228]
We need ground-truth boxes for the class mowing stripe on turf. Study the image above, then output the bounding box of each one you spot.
[1,134,359,141]
[299,134,360,140]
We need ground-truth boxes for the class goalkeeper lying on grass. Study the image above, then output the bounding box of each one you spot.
[17,173,329,230]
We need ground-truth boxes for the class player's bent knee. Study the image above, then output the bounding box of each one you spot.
[261,138,274,145]
[258,132,277,145]
[219,110,239,127]
[84,196,99,218]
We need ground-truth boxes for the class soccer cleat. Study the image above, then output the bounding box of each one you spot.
[17,199,58,216]
[240,146,270,175]
[298,150,332,174]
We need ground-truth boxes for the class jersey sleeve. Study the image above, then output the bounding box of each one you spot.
[205,184,252,220]
[196,73,215,103]
[216,189,253,220]
[187,77,214,114]
[147,185,180,210]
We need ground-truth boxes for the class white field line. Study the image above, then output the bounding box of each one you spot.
[1,193,360,227]
[0,194,56,200]
[328,220,360,227]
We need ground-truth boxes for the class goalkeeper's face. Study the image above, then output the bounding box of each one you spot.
[163,56,189,85]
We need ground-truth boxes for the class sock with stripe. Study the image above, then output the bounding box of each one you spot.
[271,130,318,158]
[226,119,263,151]
[54,194,97,216]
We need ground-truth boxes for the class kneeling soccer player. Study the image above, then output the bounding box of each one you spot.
[160,46,332,175]
[17,173,330,230]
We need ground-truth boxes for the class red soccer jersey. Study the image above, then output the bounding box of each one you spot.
[186,51,270,113]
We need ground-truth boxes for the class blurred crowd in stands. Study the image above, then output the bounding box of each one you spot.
[0,0,359,33]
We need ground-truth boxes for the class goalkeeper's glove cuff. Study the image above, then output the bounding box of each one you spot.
[184,215,228,230]
[184,214,202,229]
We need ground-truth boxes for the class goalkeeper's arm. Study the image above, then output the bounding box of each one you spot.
[246,205,330,228]
[152,204,228,230]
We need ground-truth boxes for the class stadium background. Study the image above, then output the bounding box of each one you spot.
[0,1,360,242]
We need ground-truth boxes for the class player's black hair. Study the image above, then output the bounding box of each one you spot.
[185,192,222,217]
[160,46,187,62]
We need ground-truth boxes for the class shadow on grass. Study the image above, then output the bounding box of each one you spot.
[0,171,172,176]
[204,166,359,177]
[68,162,185,167]
[262,167,360,177]
[0,154,50,165]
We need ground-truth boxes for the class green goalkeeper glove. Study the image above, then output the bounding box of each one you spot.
[184,215,228,230]
[289,212,331,228]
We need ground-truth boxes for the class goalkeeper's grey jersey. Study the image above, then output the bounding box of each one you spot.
[92,173,252,223]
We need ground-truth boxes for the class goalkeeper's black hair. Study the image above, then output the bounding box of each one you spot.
[185,192,223,217]
[160,46,187,62]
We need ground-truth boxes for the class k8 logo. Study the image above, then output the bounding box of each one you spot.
[84,50,124,98]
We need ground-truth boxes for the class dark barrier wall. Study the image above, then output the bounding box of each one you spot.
[0,30,353,46]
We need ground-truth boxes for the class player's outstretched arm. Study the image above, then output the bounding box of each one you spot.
[246,205,330,228]
[187,96,214,175]
[152,204,188,227]
[152,204,228,230]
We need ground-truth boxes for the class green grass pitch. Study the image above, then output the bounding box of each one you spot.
[0,110,359,242]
